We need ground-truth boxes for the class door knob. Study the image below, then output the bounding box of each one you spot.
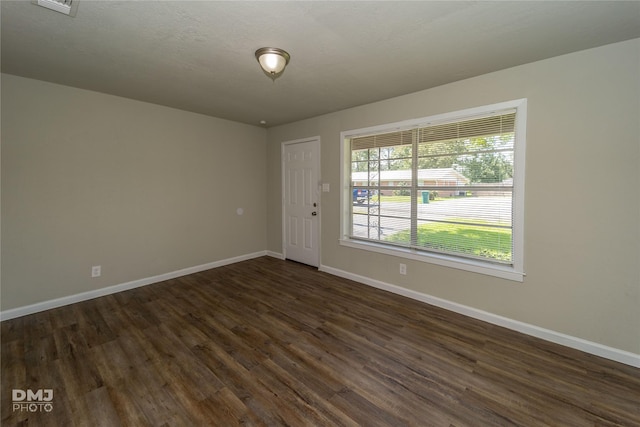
[311,212,317,216]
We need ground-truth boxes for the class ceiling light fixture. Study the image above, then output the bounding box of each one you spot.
[255,47,290,81]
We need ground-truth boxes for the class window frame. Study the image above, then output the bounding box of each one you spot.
[339,99,527,282]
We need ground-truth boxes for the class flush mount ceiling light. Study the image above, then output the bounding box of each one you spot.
[255,47,290,81]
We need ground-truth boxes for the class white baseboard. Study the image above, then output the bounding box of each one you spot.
[0,251,268,322]
[319,264,640,368]
[266,251,285,260]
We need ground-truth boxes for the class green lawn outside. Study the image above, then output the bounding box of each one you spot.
[386,222,512,262]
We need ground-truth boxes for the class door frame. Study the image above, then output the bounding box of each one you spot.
[281,136,321,267]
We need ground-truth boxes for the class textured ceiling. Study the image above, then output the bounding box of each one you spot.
[2,1,639,127]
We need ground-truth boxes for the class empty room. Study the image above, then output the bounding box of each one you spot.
[1,1,639,425]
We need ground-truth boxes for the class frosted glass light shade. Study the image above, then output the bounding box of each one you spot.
[255,47,290,80]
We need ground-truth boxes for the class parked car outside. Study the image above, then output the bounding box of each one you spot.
[353,188,370,204]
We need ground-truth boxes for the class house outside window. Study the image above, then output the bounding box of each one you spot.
[340,99,527,281]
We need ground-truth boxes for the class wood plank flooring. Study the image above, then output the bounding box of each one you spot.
[2,256,639,426]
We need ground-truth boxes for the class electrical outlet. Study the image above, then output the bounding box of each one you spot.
[91,265,101,278]
[399,263,407,275]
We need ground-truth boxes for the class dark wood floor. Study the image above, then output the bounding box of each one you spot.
[2,257,639,426]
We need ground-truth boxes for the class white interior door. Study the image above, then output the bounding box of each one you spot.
[283,138,320,267]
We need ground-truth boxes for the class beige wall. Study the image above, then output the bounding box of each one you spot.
[1,74,267,310]
[266,39,640,354]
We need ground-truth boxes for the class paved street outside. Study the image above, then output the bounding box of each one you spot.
[352,196,511,239]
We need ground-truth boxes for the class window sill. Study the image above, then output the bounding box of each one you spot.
[339,238,525,282]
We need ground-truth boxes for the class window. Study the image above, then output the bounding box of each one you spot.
[340,100,526,281]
